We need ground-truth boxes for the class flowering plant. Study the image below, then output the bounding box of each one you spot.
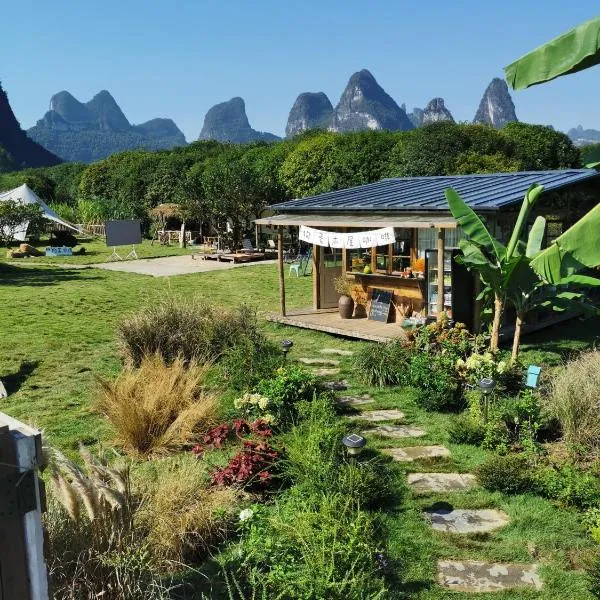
[233,392,275,423]
[455,351,508,384]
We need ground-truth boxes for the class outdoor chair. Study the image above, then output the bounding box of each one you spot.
[267,239,276,250]
[289,249,312,277]
[240,238,256,253]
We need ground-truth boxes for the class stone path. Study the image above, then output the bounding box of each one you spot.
[363,424,425,438]
[312,367,341,377]
[337,394,374,407]
[347,409,405,422]
[322,380,348,391]
[424,507,509,534]
[298,357,340,367]
[320,348,353,356]
[437,560,542,593]
[383,445,450,462]
[408,473,476,493]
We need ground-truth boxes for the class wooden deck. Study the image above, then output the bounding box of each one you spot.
[266,308,408,343]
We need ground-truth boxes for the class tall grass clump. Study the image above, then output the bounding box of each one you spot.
[46,447,171,600]
[118,298,267,367]
[137,455,242,563]
[546,351,600,459]
[353,339,409,387]
[96,354,218,457]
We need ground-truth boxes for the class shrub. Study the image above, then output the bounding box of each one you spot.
[535,464,600,509]
[585,552,600,599]
[448,413,485,445]
[353,339,409,387]
[409,353,462,412]
[137,455,241,563]
[118,298,266,367]
[546,351,600,460]
[476,453,539,495]
[255,365,320,428]
[219,335,282,391]
[96,354,218,457]
[229,491,388,599]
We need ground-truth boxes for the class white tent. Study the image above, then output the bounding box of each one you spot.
[0,183,80,241]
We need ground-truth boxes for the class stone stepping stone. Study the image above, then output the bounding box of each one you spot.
[312,367,341,377]
[347,409,405,422]
[298,357,340,366]
[337,394,374,407]
[383,445,450,462]
[363,425,425,439]
[438,559,542,593]
[322,380,348,391]
[424,508,509,534]
[320,348,353,356]
[408,473,476,493]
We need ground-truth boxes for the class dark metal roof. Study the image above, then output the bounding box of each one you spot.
[271,169,600,212]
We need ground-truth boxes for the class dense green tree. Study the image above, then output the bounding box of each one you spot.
[581,143,600,166]
[0,200,43,245]
[502,122,581,170]
[454,151,522,174]
[279,133,337,197]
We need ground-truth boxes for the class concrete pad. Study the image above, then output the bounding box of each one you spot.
[298,357,340,366]
[94,255,277,277]
[320,348,354,356]
[347,409,405,422]
[438,560,542,592]
[312,367,341,377]
[337,394,374,407]
[363,425,425,438]
[321,380,348,391]
[383,446,450,462]
[425,508,509,534]
[408,473,476,493]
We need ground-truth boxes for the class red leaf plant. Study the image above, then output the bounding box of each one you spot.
[211,440,280,490]
[191,419,273,459]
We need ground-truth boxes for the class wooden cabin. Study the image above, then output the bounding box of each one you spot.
[256,169,600,338]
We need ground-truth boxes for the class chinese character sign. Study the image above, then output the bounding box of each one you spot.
[298,225,395,248]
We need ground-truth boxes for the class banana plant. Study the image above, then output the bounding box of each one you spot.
[445,184,544,352]
[446,186,600,360]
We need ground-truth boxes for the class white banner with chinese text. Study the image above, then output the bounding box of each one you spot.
[299,225,395,248]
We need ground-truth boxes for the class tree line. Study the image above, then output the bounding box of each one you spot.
[0,121,582,243]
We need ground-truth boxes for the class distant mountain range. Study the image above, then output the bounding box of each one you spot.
[27,90,187,163]
[0,82,60,172]
[4,70,596,169]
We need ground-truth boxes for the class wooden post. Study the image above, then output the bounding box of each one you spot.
[341,228,348,274]
[387,243,393,275]
[437,228,445,320]
[312,244,321,310]
[410,228,417,267]
[277,226,286,316]
[370,247,377,273]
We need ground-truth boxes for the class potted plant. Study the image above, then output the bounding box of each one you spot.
[334,275,355,319]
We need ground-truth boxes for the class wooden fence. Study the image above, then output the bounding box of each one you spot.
[0,413,48,600]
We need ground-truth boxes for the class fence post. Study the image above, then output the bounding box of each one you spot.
[0,413,48,600]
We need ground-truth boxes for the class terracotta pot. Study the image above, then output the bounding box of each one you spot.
[338,295,355,319]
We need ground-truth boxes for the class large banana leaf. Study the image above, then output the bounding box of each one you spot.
[445,188,505,262]
[505,16,600,90]
[506,185,544,259]
[457,239,503,287]
[531,203,600,283]
[526,216,546,258]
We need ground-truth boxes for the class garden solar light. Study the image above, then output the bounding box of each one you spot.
[280,339,293,358]
[342,433,366,456]
[478,377,496,394]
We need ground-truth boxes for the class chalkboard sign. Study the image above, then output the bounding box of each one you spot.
[369,288,393,322]
[105,220,142,247]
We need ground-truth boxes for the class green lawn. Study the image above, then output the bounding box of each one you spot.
[1,260,598,599]
[4,237,192,265]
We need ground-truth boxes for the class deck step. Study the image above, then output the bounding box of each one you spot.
[363,425,425,438]
[298,357,340,366]
[383,445,449,462]
[437,560,542,592]
[424,508,509,534]
[408,473,476,493]
[347,409,405,422]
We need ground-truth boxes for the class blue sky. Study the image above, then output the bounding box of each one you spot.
[1,2,598,141]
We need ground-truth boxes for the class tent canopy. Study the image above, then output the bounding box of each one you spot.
[0,183,80,241]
